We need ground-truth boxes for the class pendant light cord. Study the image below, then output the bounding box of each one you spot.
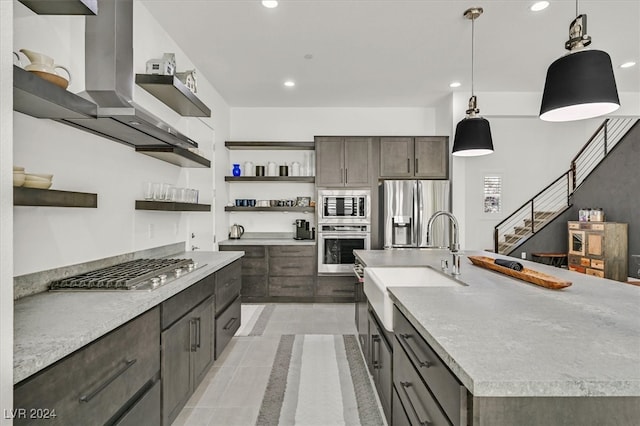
[471,15,475,97]
[575,0,578,16]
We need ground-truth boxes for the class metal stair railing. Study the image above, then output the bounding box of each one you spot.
[494,117,639,254]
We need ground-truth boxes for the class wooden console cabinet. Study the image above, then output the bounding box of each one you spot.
[567,221,628,282]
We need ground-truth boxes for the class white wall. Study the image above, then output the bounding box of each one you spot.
[226,107,436,233]
[12,0,230,276]
[1,0,14,417]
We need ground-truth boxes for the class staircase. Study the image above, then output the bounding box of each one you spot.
[494,117,639,255]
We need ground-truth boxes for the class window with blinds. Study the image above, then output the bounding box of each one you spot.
[483,176,502,213]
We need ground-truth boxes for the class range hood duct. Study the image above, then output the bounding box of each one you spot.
[61,0,197,149]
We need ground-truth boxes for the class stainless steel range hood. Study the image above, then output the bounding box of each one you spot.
[60,0,197,149]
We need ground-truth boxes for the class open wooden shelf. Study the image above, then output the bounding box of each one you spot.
[136,145,210,168]
[135,74,211,117]
[224,176,314,183]
[225,206,315,213]
[13,66,97,120]
[135,200,211,212]
[14,187,97,208]
[225,141,314,150]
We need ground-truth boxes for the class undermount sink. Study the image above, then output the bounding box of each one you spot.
[364,266,463,331]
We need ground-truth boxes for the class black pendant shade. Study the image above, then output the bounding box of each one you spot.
[540,49,620,122]
[452,116,494,157]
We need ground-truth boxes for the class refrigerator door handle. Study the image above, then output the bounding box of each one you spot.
[413,180,419,246]
[416,180,422,246]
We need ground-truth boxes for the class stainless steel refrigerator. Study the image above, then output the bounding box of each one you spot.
[381,180,451,249]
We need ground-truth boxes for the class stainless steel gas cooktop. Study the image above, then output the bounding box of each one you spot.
[49,258,201,291]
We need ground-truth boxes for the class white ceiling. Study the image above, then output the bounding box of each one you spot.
[141,0,640,108]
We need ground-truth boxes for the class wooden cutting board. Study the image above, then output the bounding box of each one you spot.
[468,256,572,290]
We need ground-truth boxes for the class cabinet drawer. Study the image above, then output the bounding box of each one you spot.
[569,265,586,273]
[394,307,465,426]
[215,260,242,314]
[315,276,355,297]
[591,259,605,270]
[586,268,605,278]
[268,245,314,257]
[580,257,591,266]
[269,256,315,276]
[242,275,267,298]
[392,385,412,426]
[220,245,265,258]
[242,257,268,276]
[162,275,214,329]
[215,296,241,359]
[269,276,314,297]
[14,308,160,426]
[114,380,161,426]
[393,339,452,426]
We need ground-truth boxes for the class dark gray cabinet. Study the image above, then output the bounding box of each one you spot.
[354,280,369,363]
[393,306,467,426]
[214,260,242,359]
[14,308,160,426]
[380,136,448,179]
[316,136,372,187]
[162,295,214,426]
[219,245,267,298]
[367,308,392,424]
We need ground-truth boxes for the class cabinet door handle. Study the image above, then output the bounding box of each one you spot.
[345,168,348,184]
[407,158,411,173]
[190,319,198,352]
[79,359,137,403]
[372,335,381,369]
[196,317,202,349]
[399,333,433,368]
[415,158,419,174]
[281,284,301,289]
[399,381,433,426]
[223,317,238,330]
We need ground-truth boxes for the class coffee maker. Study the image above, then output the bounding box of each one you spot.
[294,219,314,240]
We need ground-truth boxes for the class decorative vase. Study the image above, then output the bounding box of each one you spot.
[232,164,241,176]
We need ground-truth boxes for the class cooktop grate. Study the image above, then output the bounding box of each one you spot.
[50,258,194,290]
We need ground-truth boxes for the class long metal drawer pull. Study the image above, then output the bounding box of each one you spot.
[223,317,238,330]
[372,335,381,369]
[190,319,198,352]
[399,334,433,368]
[400,381,433,426]
[415,158,419,174]
[196,317,202,349]
[345,168,348,183]
[79,359,137,403]
[407,158,411,173]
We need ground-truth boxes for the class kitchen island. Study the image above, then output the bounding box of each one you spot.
[354,249,640,425]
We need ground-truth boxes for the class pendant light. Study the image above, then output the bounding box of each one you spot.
[539,1,619,122]
[452,7,494,157]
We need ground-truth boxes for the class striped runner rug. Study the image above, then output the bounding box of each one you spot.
[256,334,385,426]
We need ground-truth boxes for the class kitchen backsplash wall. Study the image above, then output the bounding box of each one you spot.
[12,0,229,276]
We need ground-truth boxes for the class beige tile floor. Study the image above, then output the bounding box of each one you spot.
[172,303,368,426]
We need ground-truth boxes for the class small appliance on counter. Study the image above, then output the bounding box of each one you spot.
[294,219,314,240]
[229,223,245,239]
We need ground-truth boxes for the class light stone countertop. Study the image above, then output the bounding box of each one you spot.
[13,251,243,384]
[354,249,640,398]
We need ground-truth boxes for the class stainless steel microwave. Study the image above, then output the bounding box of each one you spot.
[317,189,370,223]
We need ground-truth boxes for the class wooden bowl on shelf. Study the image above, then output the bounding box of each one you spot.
[29,70,69,89]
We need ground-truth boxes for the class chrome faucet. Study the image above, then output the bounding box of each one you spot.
[426,211,461,275]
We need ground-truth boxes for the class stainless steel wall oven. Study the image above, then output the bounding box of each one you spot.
[318,224,371,275]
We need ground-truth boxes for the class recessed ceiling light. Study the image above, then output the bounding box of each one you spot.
[620,61,637,69]
[449,81,461,88]
[262,1,278,8]
[530,1,549,12]
[284,80,295,87]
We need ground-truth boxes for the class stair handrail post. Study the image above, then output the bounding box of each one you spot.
[530,200,535,233]
[571,160,577,191]
[566,171,571,206]
[494,227,499,253]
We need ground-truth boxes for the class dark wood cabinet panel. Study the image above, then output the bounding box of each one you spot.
[14,309,160,426]
[192,297,215,387]
[215,296,241,359]
[269,256,315,276]
[241,275,268,298]
[269,276,315,297]
[344,137,372,187]
[316,275,355,297]
[380,137,413,177]
[268,245,314,257]
[162,314,192,426]
[241,257,268,276]
[215,260,242,314]
[414,137,448,179]
[380,136,449,179]
[368,309,392,424]
[315,137,345,187]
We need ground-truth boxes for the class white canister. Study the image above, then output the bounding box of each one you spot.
[267,162,277,176]
[244,161,255,176]
[291,161,301,176]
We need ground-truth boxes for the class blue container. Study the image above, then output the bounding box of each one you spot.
[232,164,241,176]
